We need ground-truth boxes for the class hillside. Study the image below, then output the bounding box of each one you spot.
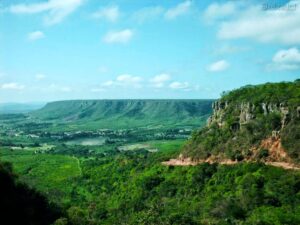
[0,161,61,225]
[179,80,300,166]
[30,99,213,129]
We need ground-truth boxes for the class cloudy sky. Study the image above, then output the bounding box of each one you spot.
[1,0,300,102]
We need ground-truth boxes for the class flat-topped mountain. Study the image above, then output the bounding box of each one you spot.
[177,80,300,167]
[30,99,214,130]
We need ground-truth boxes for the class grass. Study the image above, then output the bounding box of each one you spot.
[65,137,106,146]
[145,139,186,153]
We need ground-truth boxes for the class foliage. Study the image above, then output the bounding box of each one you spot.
[221,81,300,106]
[0,161,61,225]
[183,80,300,161]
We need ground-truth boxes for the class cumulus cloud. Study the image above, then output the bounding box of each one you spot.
[92,5,119,22]
[204,2,237,23]
[214,44,250,55]
[165,0,191,20]
[49,83,72,92]
[91,88,105,92]
[150,73,171,88]
[99,74,143,89]
[28,31,45,41]
[116,74,142,87]
[101,80,114,87]
[103,29,133,44]
[132,6,164,23]
[1,82,25,90]
[35,73,46,80]
[169,81,190,90]
[267,47,300,71]
[210,0,300,45]
[9,0,84,25]
[207,60,229,72]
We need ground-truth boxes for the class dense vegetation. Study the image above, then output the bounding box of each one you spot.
[221,79,300,106]
[0,161,61,225]
[64,152,300,225]
[1,143,300,225]
[183,80,300,162]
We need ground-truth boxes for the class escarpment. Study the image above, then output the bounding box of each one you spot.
[175,80,300,167]
[207,101,294,131]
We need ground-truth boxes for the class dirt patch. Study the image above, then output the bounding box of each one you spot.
[162,137,300,170]
[253,137,291,162]
[265,162,300,170]
[162,154,237,166]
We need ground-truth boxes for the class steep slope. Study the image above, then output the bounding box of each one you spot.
[0,161,61,225]
[179,80,300,166]
[30,99,213,129]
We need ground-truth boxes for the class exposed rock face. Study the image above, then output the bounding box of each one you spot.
[207,101,228,127]
[208,100,296,130]
[239,102,255,124]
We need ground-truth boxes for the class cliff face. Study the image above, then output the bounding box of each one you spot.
[182,80,300,164]
[207,101,295,131]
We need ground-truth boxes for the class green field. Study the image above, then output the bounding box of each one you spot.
[66,137,106,146]
[0,148,81,205]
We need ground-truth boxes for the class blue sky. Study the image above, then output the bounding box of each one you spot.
[0,0,300,102]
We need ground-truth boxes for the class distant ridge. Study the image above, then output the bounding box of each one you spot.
[0,102,45,114]
[30,99,214,130]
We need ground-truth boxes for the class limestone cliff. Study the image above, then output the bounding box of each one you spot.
[180,80,300,165]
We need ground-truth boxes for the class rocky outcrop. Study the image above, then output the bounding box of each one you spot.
[207,101,228,127]
[207,100,296,130]
[239,102,255,124]
[262,103,290,128]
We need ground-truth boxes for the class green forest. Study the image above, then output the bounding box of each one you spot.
[0,81,300,225]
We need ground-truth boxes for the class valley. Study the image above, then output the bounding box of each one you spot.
[0,82,300,225]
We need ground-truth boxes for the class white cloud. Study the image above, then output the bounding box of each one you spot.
[103,29,133,44]
[49,83,72,92]
[60,86,72,92]
[204,2,237,23]
[267,47,300,71]
[150,73,171,88]
[35,73,46,80]
[9,0,84,25]
[215,0,300,45]
[91,88,105,92]
[214,44,250,55]
[169,81,190,90]
[92,5,119,22]
[132,6,164,23]
[1,83,25,90]
[99,74,143,89]
[207,60,229,72]
[273,47,300,63]
[101,80,114,87]
[28,31,45,41]
[116,74,142,87]
[165,0,191,20]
